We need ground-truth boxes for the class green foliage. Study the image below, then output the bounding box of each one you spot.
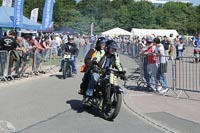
[0,0,200,35]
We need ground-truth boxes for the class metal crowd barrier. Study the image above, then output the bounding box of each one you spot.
[136,55,175,90]
[46,48,58,73]
[174,57,200,97]
[137,55,200,98]
[0,50,15,82]
[0,47,59,82]
[0,51,9,81]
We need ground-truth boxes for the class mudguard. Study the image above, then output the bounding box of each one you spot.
[113,86,123,94]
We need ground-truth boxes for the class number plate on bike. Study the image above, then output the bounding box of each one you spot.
[64,54,71,59]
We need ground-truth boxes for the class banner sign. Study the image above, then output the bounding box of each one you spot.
[13,0,24,28]
[30,8,39,22]
[90,22,94,36]
[42,0,54,29]
[2,0,12,7]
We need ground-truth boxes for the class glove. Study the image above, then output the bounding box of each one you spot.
[120,74,126,80]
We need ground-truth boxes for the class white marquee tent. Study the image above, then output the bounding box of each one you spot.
[102,27,132,37]
[131,28,179,38]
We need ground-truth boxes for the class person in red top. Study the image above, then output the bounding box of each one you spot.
[142,38,157,91]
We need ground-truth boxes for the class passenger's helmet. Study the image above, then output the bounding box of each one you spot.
[95,37,106,50]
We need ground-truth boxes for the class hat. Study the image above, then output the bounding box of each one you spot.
[147,38,153,43]
[54,33,59,36]
[8,30,16,36]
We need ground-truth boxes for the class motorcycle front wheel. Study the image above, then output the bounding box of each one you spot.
[63,62,67,79]
[102,92,122,121]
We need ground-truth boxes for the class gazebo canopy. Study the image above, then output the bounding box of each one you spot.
[0,6,41,30]
[102,27,132,37]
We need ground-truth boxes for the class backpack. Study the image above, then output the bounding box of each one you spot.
[80,49,97,73]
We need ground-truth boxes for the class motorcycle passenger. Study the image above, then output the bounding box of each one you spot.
[85,40,124,97]
[59,36,79,75]
[79,37,107,95]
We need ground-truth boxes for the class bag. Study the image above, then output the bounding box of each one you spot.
[80,64,86,73]
[159,63,167,73]
[80,49,97,73]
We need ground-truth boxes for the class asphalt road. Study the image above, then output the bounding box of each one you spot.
[0,54,166,133]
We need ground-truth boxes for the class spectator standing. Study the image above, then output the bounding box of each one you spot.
[141,38,157,91]
[51,37,58,60]
[176,37,185,60]
[74,33,81,63]
[79,35,86,62]
[18,35,32,77]
[154,38,168,94]
[192,33,200,62]
[54,33,62,56]
[161,36,170,55]
[42,36,51,62]
[168,33,176,59]
[0,30,18,76]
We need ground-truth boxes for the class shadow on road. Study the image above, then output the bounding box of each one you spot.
[49,74,63,79]
[66,99,102,119]
[66,99,84,113]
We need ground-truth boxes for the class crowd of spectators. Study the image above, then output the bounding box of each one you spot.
[0,30,97,80]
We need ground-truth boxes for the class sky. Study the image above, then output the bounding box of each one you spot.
[189,0,200,5]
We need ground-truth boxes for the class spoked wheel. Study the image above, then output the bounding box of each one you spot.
[66,60,72,77]
[63,62,67,79]
[102,92,122,121]
[66,65,71,77]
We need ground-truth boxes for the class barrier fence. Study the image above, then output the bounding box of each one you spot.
[118,41,200,97]
[136,55,200,98]
[0,48,61,82]
[0,51,9,81]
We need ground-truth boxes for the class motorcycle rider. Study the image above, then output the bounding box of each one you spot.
[59,36,79,75]
[85,40,124,97]
[79,37,107,95]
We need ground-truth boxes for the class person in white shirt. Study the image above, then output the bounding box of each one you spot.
[154,37,169,94]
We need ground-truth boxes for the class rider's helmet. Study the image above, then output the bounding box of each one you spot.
[106,40,119,54]
[68,35,74,41]
[68,35,74,44]
[95,37,106,51]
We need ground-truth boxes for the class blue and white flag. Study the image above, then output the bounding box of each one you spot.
[30,8,39,22]
[13,0,24,28]
[90,22,94,36]
[2,0,12,7]
[42,0,55,30]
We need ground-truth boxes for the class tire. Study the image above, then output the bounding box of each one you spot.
[63,62,67,79]
[102,92,122,121]
[66,61,71,77]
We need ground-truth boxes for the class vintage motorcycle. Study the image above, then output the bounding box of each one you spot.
[62,52,73,79]
[82,68,126,121]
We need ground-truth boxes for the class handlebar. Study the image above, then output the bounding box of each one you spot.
[98,68,126,80]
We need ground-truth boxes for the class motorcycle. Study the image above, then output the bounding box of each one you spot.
[82,68,126,121]
[62,52,73,79]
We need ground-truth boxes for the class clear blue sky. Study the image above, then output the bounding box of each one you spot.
[189,0,200,6]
